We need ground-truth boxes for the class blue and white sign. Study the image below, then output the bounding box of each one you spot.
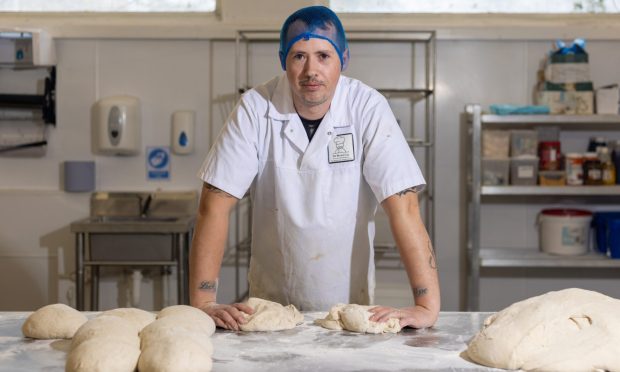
[146,146,170,180]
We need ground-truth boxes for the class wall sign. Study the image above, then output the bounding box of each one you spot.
[146,146,170,180]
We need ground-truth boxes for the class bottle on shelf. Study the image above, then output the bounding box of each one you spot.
[583,152,603,185]
[599,147,616,186]
[611,140,620,185]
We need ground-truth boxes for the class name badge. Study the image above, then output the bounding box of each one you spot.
[328,133,355,163]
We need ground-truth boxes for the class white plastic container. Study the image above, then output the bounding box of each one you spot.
[91,95,141,155]
[538,209,592,255]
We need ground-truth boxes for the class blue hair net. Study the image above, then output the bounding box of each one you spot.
[279,6,349,71]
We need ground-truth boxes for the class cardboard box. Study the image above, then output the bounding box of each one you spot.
[596,85,620,114]
[537,91,594,114]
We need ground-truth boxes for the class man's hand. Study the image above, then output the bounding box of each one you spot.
[368,305,437,329]
[200,302,254,331]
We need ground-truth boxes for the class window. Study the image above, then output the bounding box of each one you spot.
[0,0,216,12]
[331,0,620,13]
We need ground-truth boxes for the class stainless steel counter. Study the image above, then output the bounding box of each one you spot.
[0,311,505,371]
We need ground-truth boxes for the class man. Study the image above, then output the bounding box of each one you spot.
[190,6,440,331]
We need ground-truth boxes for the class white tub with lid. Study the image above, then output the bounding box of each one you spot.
[538,209,592,255]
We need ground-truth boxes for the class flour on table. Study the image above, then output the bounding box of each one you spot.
[239,297,304,332]
[315,304,401,334]
[21,303,87,339]
[466,288,620,372]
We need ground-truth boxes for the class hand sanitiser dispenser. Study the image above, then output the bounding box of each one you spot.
[171,110,195,155]
[91,95,141,155]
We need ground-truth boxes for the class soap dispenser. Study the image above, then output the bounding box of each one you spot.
[171,110,195,155]
[91,95,141,155]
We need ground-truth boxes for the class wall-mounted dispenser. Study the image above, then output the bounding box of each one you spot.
[91,95,141,156]
[171,110,195,155]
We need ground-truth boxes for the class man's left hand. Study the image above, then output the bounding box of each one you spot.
[368,305,437,329]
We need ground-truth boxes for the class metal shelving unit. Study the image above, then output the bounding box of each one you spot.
[465,104,620,311]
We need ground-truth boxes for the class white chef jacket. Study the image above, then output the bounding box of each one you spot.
[198,74,425,311]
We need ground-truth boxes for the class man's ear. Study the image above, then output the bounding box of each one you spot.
[279,51,286,70]
[341,48,350,71]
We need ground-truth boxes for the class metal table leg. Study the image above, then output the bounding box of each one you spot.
[91,266,99,311]
[176,233,186,305]
[75,233,85,311]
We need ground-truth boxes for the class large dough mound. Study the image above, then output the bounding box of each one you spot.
[140,317,214,351]
[71,315,140,350]
[101,307,155,331]
[66,338,141,372]
[22,303,87,339]
[315,304,401,334]
[239,297,303,331]
[466,288,620,371]
[138,338,213,372]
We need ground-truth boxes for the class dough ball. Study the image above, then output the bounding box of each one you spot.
[158,305,214,323]
[138,338,213,372]
[141,316,215,342]
[22,303,87,339]
[466,288,620,371]
[141,326,213,355]
[315,304,401,334]
[71,315,140,350]
[239,297,304,332]
[100,307,155,331]
[66,338,140,372]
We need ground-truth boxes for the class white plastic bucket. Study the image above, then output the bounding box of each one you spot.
[538,209,592,255]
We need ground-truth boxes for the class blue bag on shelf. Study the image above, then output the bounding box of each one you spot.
[490,104,550,116]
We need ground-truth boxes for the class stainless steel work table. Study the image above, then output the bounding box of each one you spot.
[0,311,505,371]
[70,215,196,311]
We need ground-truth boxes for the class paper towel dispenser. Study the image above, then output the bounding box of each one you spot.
[0,30,55,66]
[91,95,141,156]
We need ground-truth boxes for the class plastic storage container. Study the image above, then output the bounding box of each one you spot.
[510,130,538,157]
[482,130,510,158]
[538,209,592,255]
[591,211,620,255]
[510,156,538,185]
[482,158,510,185]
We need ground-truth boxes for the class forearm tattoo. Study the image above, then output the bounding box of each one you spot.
[199,280,218,292]
[414,287,428,297]
[396,187,418,197]
[204,183,235,198]
[428,240,437,269]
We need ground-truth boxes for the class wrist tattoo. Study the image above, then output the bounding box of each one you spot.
[199,280,218,292]
[428,240,437,269]
[204,183,235,198]
[414,287,428,297]
[396,187,417,197]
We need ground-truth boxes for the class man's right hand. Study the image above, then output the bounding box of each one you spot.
[201,302,254,331]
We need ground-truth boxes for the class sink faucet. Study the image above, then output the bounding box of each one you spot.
[141,193,153,218]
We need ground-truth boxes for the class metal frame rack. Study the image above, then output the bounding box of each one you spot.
[227,30,436,299]
[465,104,620,311]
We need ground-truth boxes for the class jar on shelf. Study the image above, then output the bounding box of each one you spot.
[539,141,561,171]
[583,152,603,185]
[565,153,584,186]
